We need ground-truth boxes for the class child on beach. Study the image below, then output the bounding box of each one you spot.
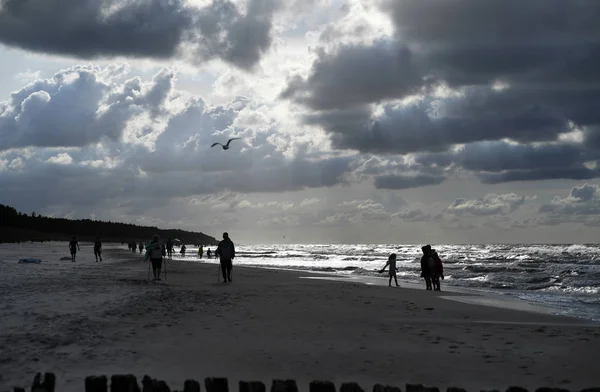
[379,253,399,287]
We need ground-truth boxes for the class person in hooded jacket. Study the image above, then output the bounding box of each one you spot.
[216,232,235,283]
[430,248,444,291]
[420,245,433,290]
[145,235,166,281]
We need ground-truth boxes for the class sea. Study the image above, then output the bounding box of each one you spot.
[171,243,600,322]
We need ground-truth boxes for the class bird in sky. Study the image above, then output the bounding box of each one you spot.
[211,138,241,150]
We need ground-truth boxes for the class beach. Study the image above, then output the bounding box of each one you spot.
[1,242,599,392]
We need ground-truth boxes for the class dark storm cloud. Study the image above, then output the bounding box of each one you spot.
[0,0,276,69]
[458,142,590,172]
[384,0,600,86]
[281,41,422,110]
[305,87,570,155]
[282,0,600,185]
[478,166,600,184]
[374,173,445,190]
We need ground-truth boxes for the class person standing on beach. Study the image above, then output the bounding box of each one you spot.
[166,239,173,258]
[138,242,144,254]
[216,232,235,283]
[420,245,434,290]
[145,235,166,281]
[198,245,203,259]
[69,236,80,262]
[379,253,399,287]
[94,237,103,262]
[430,248,444,291]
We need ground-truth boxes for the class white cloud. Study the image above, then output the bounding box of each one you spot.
[47,152,73,165]
[446,193,532,217]
[14,70,42,84]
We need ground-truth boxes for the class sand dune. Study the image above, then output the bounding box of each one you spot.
[1,243,599,392]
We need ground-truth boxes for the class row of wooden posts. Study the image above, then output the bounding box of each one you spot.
[15,373,599,392]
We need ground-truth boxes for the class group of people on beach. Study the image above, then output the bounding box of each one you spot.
[68,234,442,290]
[379,245,444,291]
[144,232,235,282]
[68,236,103,263]
[128,241,144,254]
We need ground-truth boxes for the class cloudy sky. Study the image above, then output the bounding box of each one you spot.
[1,0,600,244]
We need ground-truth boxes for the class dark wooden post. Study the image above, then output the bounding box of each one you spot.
[31,372,56,392]
[240,381,266,392]
[205,378,229,392]
[310,381,336,392]
[271,380,299,392]
[86,376,108,392]
[111,375,140,392]
[374,385,401,392]
[506,387,528,392]
[141,375,171,392]
[341,383,365,392]
[183,380,201,392]
[406,385,439,392]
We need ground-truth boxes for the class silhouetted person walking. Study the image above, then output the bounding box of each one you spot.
[94,237,103,262]
[216,232,235,283]
[379,253,399,287]
[420,245,434,290]
[69,236,80,262]
[166,239,173,258]
[146,235,166,281]
[430,248,445,291]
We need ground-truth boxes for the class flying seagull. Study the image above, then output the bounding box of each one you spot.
[211,138,241,150]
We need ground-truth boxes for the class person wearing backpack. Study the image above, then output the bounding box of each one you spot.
[145,235,166,281]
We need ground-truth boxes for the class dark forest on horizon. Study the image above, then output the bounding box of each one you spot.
[0,204,218,245]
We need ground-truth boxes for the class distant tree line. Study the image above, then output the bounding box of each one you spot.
[0,204,218,245]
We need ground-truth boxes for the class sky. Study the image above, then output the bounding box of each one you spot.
[1,0,600,244]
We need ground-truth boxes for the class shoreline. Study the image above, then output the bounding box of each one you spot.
[162,255,596,323]
[2,241,595,322]
[1,241,597,322]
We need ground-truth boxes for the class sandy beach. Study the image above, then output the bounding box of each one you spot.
[1,242,599,392]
